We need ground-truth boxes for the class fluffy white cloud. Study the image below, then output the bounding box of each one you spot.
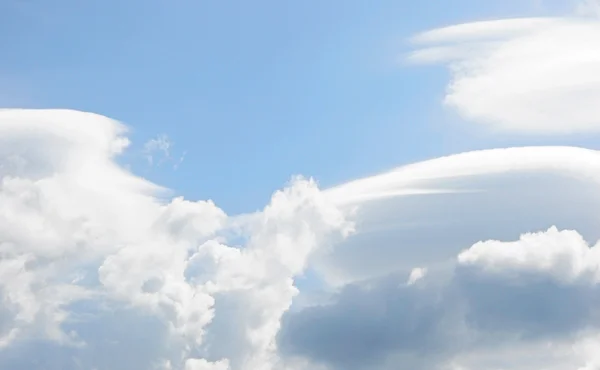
[409,16,600,134]
[458,226,600,283]
[4,109,600,370]
[0,109,352,370]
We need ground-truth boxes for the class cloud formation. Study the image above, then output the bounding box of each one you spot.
[0,109,351,370]
[280,227,600,370]
[315,146,600,285]
[409,16,600,134]
[4,6,600,370]
[3,109,600,369]
[275,11,600,369]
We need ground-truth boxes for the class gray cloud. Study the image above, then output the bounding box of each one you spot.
[0,304,171,370]
[279,228,600,370]
[278,270,460,370]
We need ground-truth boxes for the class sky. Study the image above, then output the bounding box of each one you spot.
[3,0,600,369]
[2,0,596,214]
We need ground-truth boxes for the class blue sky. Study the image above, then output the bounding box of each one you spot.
[6,1,600,370]
[1,0,586,214]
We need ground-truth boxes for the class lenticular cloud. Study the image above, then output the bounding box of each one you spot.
[0,109,352,370]
[409,17,600,134]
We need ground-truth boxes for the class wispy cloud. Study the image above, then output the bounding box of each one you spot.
[409,15,600,135]
[143,134,186,170]
[143,134,172,166]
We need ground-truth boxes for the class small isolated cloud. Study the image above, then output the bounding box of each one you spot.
[409,15,600,134]
[143,134,187,170]
[406,267,427,285]
[174,151,187,171]
[144,134,172,166]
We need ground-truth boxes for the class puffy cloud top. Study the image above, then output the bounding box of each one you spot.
[0,109,352,370]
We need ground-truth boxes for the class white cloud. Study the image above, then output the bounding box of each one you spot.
[4,8,600,367]
[144,134,172,166]
[5,109,599,370]
[317,146,600,285]
[458,226,600,283]
[409,16,600,134]
[143,135,188,170]
[406,267,427,285]
[0,109,352,370]
[2,107,600,369]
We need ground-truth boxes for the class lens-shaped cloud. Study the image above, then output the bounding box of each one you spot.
[409,17,600,134]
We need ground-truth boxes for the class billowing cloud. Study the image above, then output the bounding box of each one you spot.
[3,108,600,370]
[5,10,600,367]
[0,109,352,370]
[409,16,600,134]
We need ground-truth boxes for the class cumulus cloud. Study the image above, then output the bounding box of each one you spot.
[409,16,600,134]
[280,227,600,370]
[295,143,600,369]
[4,8,600,368]
[0,109,352,370]
[4,109,600,370]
